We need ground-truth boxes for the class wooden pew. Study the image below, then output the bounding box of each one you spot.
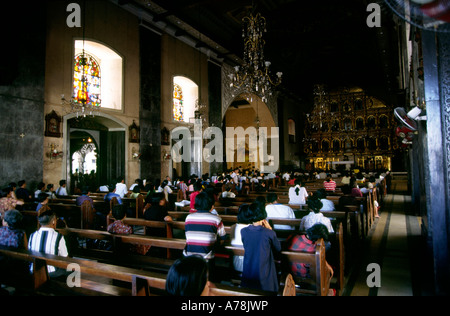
[101,217,346,296]
[58,226,342,296]
[0,246,264,296]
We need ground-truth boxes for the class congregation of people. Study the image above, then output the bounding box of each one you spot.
[0,167,390,296]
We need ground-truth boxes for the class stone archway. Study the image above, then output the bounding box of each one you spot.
[223,93,278,172]
[63,112,128,192]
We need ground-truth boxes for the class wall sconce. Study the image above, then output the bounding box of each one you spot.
[132,147,141,160]
[47,143,63,161]
[162,150,171,161]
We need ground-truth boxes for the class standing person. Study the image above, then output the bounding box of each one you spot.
[241,202,281,294]
[288,179,309,205]
[28,210,69,278]
[265,193,296,230]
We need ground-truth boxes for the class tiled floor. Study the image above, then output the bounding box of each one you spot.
[343,179,432,296]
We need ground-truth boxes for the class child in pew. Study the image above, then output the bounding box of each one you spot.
[166,255,214,296]
[286,223,335,295]
[107,204,132,235]
[108,204,150,255]
[241,202,281,294]
[36,192,50,213]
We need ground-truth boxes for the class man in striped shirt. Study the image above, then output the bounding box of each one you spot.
[28,210,69,277]
[184,192,227,260]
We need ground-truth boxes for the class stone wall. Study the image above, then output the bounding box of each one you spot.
[0,2,46,190]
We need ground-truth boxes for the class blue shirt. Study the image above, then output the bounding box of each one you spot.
[104,193,122,205]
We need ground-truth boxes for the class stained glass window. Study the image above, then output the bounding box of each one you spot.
[173,83,184,121]
[73,53,101,107]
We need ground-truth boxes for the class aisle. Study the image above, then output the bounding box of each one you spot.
[344,180,424,296]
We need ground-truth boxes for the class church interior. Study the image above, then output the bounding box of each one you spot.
[0,0,449,297]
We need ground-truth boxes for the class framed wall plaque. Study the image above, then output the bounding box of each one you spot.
[45,110,62,138]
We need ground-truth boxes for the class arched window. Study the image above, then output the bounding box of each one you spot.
[356,117,365,130]
[357,138,365,151]
[367,116,376,129]
[379,115,389,129]
[333,139,341,152]
[73,40,123,111]
[288,119,296,143]
[322,140,330,152]
[379,136,389,150]
[173,76,198,123]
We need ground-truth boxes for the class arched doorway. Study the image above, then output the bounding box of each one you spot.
[223,93,278,172]
[70,130,98,191]
[64,113,128,192]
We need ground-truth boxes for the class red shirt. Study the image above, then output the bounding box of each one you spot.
[287,235,316,278]
[323,180,336,191]
[189,191,200,212]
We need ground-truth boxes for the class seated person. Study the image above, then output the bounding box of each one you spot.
[36,192,50,212]
[265,192,296,230]
[15,180,32,202]
[108,204,132,235]
[166,255,213,296]
[300,197,334,233]
[143,193,171,221]
[0,210,26,249]
[221,183,236,199]
[76,186,94,208]
[286,223,334,295]
[323,175,337,192]
[288,179,309,205]
[184,192,227,260]
[104,185,122,205]
[34,182,46,199]
[0,187,24,217]
[315,189,335,212]
[28,210,69,278]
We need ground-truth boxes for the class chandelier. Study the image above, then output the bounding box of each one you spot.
[61,3,101,119]
[229,11,282,103]
[306,84,335,133]
[61,51,101,119]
